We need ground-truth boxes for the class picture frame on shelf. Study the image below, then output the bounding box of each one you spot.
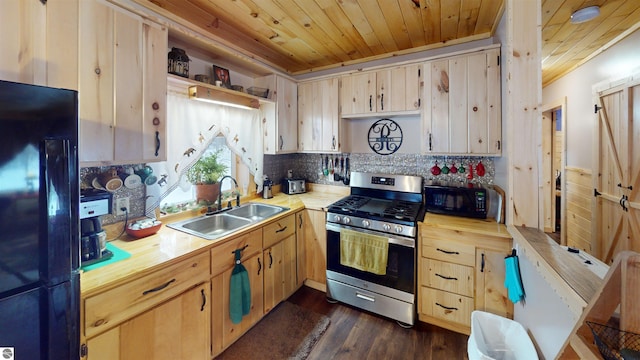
[212,65,231,88]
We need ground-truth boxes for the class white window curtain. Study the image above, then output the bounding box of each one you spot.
[145,93,264,217]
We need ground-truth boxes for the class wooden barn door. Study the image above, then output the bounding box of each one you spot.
[593,74,640,263]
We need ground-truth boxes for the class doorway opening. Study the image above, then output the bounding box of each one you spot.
[542,99,566,245]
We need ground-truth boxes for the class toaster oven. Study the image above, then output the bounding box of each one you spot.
[281,178,306,194]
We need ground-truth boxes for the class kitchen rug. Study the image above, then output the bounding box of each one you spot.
[215,301,330,360]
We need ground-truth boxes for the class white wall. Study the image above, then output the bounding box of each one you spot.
[542,29,640,169]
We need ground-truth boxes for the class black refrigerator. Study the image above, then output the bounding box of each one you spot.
[0,80,80,360]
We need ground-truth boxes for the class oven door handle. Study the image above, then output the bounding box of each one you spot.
[325,223,415,248]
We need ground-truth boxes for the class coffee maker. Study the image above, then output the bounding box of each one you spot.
[80,189,113,266]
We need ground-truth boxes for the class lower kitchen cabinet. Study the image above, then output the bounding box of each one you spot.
[211,252,264,356]
[418,222,512,335]
[301,209,328,288]
[86,282,210,360]
[263,234,298,313]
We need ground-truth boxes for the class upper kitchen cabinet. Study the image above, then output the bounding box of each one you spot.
[255,75,298,154]
[0,0,78,90]
[298,78,340,153]
[340,64,422,117]
[78,0,167,165]
[423,47,501,156]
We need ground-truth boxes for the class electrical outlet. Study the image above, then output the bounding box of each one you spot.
[115,197,129,216]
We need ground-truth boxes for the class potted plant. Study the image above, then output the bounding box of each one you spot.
[186,150,228,204]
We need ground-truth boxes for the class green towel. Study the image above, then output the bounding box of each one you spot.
[230,249,251,324]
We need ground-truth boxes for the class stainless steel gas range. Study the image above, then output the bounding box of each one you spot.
[325,172,424,326]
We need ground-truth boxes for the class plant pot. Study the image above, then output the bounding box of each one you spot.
[195,183,220,205]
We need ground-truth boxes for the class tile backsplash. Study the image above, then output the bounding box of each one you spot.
[80,165,147,225]
[263,153,495,188]
[85,154,494,225]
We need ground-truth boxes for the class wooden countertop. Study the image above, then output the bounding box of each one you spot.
[81,187,348,297]
[509,225,606,315]
[421,213,511,239]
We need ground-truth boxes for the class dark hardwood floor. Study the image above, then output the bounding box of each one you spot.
[287,286,470,360]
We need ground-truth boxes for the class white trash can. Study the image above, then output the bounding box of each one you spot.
[468,311,539,360]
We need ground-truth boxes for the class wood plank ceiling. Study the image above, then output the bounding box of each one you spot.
[144,0,640,86]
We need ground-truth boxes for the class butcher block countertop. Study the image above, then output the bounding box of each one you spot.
[80,184,348,297]
[421,212,511,239]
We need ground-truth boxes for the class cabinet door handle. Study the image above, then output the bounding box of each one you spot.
[279,135,283,150]
[435,273,458,281]
[436,302,458,311]
[142,278,175,295]
[257,257,262,275]
[369,95,372,111]
[298,214,303,228]
[332,135,336,150]
[275,226,288,233]
[436,248,459,255]
[154,131,160,156]
[428,133,433,151]
[200,288,207,311]
[380,93,384,111]
[481,253,485,273]
[268,251,273,268]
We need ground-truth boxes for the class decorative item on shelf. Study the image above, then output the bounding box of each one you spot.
[168,47,190,78]
[186,150,228,204]
[231,85,244,92]
[213,65,231,88]
[450,163,458,174]
[476,161,486,177]
[194,74,210,84]
[247,86,269,98]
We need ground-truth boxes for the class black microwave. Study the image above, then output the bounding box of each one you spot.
[424,182,501,220]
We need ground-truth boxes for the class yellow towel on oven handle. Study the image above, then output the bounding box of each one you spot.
[340,228,389,275]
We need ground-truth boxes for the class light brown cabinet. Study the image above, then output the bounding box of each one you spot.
[298,78,340,152]
[418,224,511,335]
[0,0,78,90]
[257,75,298,154]
[422,47,501,155]
[78,0,167,165]
[81,252,210,358]
[340,64,422,117]
[86,282,210,360]
[301,209,328,288]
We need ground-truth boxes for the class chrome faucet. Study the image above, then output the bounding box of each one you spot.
[218,175,241,211]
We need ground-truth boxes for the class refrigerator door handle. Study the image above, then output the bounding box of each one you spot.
[43,139,79,282]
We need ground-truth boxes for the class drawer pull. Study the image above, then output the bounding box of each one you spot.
[275,226,288,233]
[435,302,458,311]
[142,278,176,295]
[436,248,459,255]
[356,292,375,302]
[200,289,207,312]
[435,273,458,281]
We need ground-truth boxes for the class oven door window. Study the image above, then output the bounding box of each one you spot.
[326,226,415,294]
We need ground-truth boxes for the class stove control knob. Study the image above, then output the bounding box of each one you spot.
[362,220,371,228]
[394,225,403,234]
[343,217,351,224]
[334,215,342,223]
[382,224,391,232]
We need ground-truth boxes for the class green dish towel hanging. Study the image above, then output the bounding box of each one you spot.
[230,249,251,324]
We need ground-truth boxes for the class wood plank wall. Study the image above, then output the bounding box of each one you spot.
[505,0,542,227]
[565,167,593,253]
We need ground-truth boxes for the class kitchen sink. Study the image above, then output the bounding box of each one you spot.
[167,202,289,240]
[225,203,288,222]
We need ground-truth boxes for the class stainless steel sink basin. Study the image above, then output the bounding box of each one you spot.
[167,202,289,240]
[225,203,288,222]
